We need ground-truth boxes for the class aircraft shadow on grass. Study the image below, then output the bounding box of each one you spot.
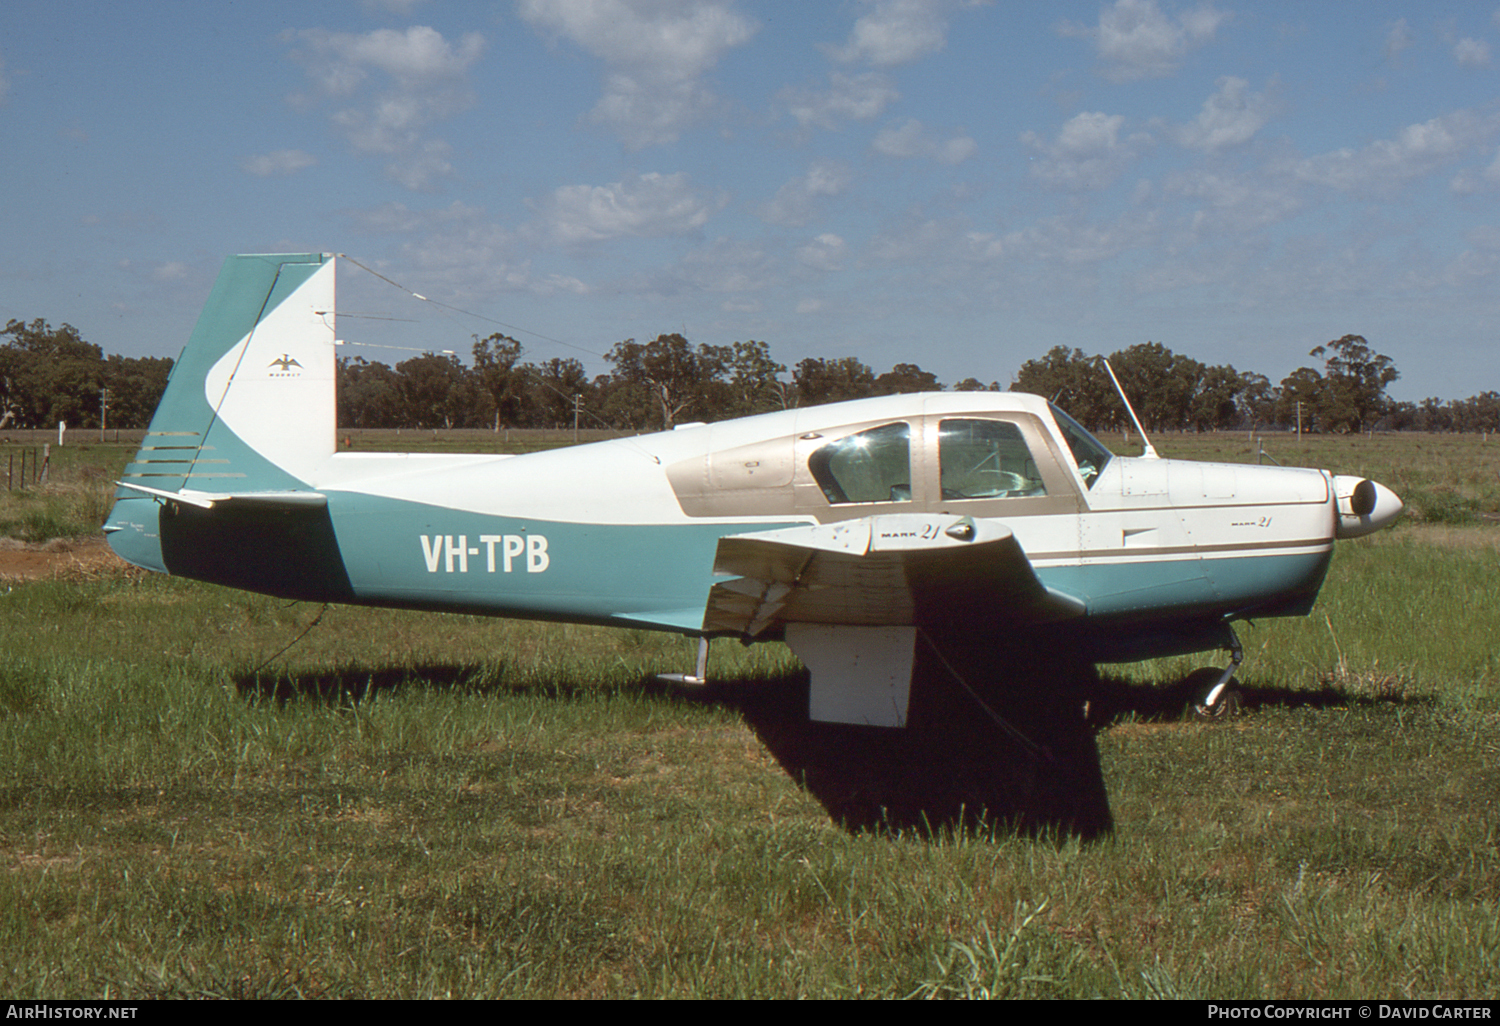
[236,657,1428,844]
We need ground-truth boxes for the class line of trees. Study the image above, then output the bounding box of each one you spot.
[5,315,1497,436]
[339,332,1005,433]
[1015,335,1410,435]
[0,319,173,432]
[1014,336,1497,435]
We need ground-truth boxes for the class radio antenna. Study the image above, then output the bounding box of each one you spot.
[1102,357,1160,460]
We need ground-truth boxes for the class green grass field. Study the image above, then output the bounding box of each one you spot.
[1,430,1497,998]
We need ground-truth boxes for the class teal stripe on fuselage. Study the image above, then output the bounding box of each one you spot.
[326,491,804,631]
[1037,547,1332,622]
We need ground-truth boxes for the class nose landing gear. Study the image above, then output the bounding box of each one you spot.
[1190,623,1244,720]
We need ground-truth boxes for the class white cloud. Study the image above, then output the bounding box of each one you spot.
[1023,111,1149,192]
[828,0,954,67]
[385,139,454,192]
[1454,38,1491,67]
[537,171,725,245]
[999,211,1161,267]
[868,216,966,263]
[153,262,190,282]
[1060,0,1227,82]
[1451,149,1500,195]
[678,237,775,293]
[1443,226,1500,285]
[757,159,852,226]
[241,149,318,177]
[359,0,430,14]
[624,235,778,299]
[780,71,899,129]
[1384,18,1415,62]
[354,211,590,299]
[795,233,848,271]
[1169,77,1273,152]
[289,26,484,96]
[1167,168,1303,233]
[961,231,1006,261]
[517,0,757,149]
[869,210,1159,274]
[346,200,484,234]
[1294,110,1500,196]
[285,26,485,190]
[872,118,977,163]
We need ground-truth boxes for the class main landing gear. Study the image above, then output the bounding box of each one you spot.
[656,636,711,687]
[1190,622,1244,720]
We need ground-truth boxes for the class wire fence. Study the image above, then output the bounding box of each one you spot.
[5,446,47,490]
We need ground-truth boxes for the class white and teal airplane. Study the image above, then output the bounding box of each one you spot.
[104,253,1403,727]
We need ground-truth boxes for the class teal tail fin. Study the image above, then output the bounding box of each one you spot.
[106,253,340,577]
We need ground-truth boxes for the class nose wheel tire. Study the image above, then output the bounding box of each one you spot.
[1184,666,1242,720]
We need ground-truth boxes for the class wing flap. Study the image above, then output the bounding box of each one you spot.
[704,513,1084,636]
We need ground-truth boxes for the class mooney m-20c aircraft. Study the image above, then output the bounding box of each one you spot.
[104,254,1403,727]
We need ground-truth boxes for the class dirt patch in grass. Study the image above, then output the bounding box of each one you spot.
[0,535,133,582]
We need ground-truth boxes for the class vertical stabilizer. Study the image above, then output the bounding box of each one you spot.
[107,253,338,573]
[121,253,336,493]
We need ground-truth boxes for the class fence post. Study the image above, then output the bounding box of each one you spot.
[40,443,50,485]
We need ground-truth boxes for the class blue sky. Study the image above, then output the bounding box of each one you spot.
[3,0,1500,402]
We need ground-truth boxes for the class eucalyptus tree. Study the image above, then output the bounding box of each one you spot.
[792,356,876,407]
[1011,346,1115,431]
[606,334,727,429]
[472,332,526,433]
[0,319,104,428]
[1308,335,1399,434]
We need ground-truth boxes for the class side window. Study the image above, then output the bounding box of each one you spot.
[808,422,912,504]
[938,419,1048,499]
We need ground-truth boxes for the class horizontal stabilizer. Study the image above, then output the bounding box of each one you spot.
[115,481,328,511]
[610,607,711,632]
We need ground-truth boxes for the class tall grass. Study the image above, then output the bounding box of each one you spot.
[2,515,1497,997]
[0,435,135,541]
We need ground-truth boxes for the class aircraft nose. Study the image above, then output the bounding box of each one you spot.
[1332,475,1403,539]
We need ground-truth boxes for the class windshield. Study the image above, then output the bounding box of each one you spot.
[1048,402,1112,488]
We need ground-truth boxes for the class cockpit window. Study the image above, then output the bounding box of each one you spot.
[809,422,912,504]
[1048,402,1112,488]
[938,419,1047,499]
